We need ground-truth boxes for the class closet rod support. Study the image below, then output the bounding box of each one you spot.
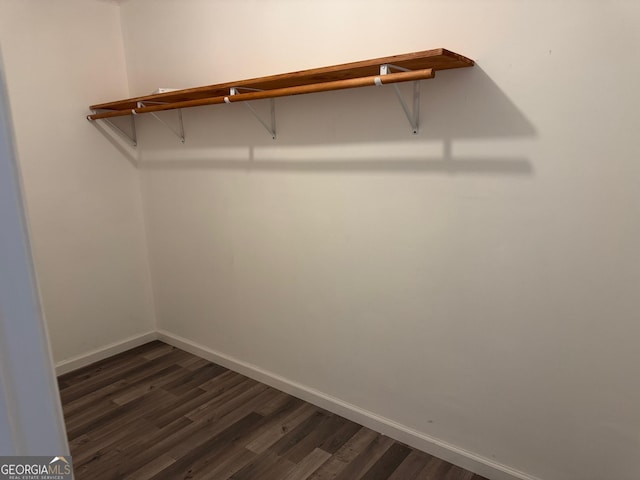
[380,64,421,135]
[137,101,185,143]
[89,110,137,146]
[227,87,276,140]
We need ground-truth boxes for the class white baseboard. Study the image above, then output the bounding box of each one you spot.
[55,331,158,376]
[156,329,539,480]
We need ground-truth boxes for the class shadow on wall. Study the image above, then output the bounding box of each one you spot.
[94,66,536,175]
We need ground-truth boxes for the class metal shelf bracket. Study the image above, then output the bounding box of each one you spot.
[137,101,185,143]
[90,110,137,146]
[380,63,421,135]
[226,87,276,139]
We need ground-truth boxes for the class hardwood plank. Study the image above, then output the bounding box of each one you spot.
[198,368,247,391]
[172,440,251,480]
[236,395,305,450]
[281,412,347,463]
[417,456,454,479]
[140,342,176,360]
[66,386,171,440]
[186,382,272,422]
[72,417,159,465]
[243,454,298,480]
[118,398,258,476]
[58,341,172,388]
[447,465,478,480]
[307,427,379,480]
[168,389,279,461]
[459,470,479,480]
[61,348,189,405]
[63,364,180,429]
[73,416,192,478]
[267,410,327,456]
[126,454,175,480]
[244,402,317,454]
[360,442,412,480]
[316,416,361,454]
[143,412,264,479]
[228,451,294,480]
[387,450,435,480]
[281,448,331,480]
[58,341,164,387]
[332,433,395,480]
[161,362,227,396]
[111,365,181,405]
[86,420,212,479]
[195,447,256,480]
[59,342,488,480]
[113,388,279,478]
[254,390,294,416]
[150,375,254,428]
[178,355,211,371]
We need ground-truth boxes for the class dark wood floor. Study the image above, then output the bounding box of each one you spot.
[58,341,488,480]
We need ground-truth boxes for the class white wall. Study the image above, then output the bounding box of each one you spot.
[0,0,155,364]
[121,1,638,479]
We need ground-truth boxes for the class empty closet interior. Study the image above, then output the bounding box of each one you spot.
[1,1,639,480]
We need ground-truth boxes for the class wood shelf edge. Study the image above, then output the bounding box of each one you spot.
[89,48,474,112]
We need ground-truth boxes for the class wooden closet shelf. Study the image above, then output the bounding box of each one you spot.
[87,48,473,121]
